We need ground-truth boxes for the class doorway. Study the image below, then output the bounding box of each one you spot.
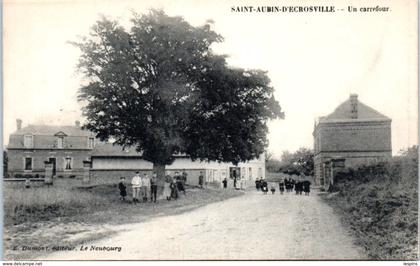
[229,167,241,179]
[48,158,57,176]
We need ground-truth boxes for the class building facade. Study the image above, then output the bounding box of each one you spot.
[313,94,392,187]
[7,120,96,177]
[90,142,265,187]
[7,120,266,187]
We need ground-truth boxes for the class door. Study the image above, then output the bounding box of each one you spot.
[229,167,241,179]
[49,158,56,176]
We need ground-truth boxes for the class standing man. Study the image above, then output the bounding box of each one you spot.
[142,173,151,202]
[198,171,204,189]
[222,177,227,189]
[131,171,141,204]
[150,172,158,203]
[182,169,188,193]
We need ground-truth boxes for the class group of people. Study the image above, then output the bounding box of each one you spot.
[118,170,189,203]
[162,171,188,201]
[279,178,311,195]
[255,177,311,196]
[255,178,269,194]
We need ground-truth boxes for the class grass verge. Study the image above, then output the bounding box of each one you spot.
[3,183,244,260]
[321,179,418,260]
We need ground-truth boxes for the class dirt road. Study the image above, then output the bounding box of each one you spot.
[41,189,366,260]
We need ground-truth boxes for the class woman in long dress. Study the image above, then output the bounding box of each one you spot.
[163,176,172,200]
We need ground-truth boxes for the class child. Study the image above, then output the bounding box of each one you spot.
[270,185,276,194]
[198,172,204,189]
[261,179,268,195]
[176,176,185,195]
[222,178,227,189]
[163,176,172,201]
[170,179,179,200]
[279,182,285,194]
[131,171,141,204]
[118,177,127,201]
[150,172,158,203]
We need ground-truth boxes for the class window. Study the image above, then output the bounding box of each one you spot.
[24,135,33,148]
[65,157,72,170]
[88,137,95,149]
[249,167,252,178]
[24,157,32,171]
[57,137,64,149]
[214,170,219,180]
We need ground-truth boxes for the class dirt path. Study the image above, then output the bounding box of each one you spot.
[40,189,366,260]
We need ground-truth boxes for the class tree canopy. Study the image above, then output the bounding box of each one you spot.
[279,148,314,176]
[73,9,284,169]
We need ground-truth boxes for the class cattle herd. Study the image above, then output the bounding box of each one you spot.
[255,178,311,196]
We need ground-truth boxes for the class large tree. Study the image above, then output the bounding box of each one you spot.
[73,9,284,179]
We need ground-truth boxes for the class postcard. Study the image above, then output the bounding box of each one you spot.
[2,0,418,261]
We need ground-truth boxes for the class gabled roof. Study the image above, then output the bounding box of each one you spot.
[54,131,68,137]
[12,125,93,137]
[320,95,391,123]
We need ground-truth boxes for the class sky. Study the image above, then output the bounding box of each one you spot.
[3,0,418,159]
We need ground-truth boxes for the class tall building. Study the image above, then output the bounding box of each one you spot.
[313,94,392,187]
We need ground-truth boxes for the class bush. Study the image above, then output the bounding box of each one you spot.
[324,146,418,260]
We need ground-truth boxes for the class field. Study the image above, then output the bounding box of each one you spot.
[3,179,244,260]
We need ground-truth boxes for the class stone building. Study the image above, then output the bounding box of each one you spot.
[6,120,266,187]
[313,94,392,187]
[7,119,96,177]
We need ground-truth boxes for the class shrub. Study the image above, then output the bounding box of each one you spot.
[325,146,418,260]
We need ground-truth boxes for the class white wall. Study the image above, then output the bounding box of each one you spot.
[91,155,266,182]
[92,157,153,169]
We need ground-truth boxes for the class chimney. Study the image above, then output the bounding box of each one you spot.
[75,120,81,128]
[350,94,358,119]
[16,119,22,130]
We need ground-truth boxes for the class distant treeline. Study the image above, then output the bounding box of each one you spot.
[266,147,314,176]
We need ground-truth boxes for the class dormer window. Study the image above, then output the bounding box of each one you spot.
[54,131,67,149]
[57,137,64,149]
[24,135,33,148]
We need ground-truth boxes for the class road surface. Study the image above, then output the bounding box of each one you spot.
[41,189,366,260]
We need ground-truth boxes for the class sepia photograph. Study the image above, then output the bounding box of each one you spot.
[2,0,418,261]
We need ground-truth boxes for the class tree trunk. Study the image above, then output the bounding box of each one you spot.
[153,163,166,192]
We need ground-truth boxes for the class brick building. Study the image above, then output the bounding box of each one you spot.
[7,119,96,177]
[6,120,265,187]
[313,94,392,187]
